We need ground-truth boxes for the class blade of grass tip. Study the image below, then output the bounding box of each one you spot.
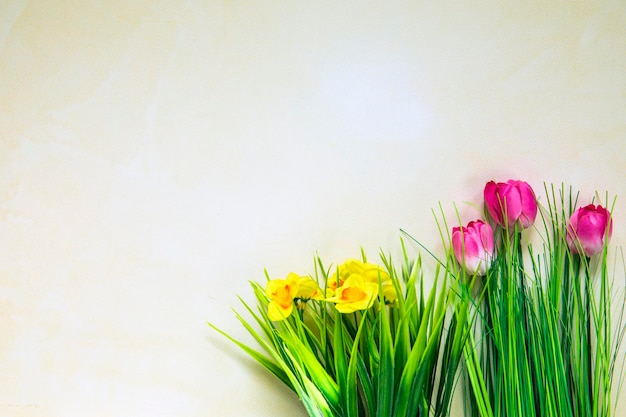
[380,250,406,314]
[379,252,411,382]
[314,255,336,365]
[207,321,294,389]
[403,255,421,337]
[236,293,280,348]
[236,288,280,343]
[438,201,454,250]
[400,236,409,270]
[399,228,450,273]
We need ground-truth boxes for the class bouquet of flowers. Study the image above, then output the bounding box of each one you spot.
[209,179,624,417]
[459,181,623,417]
[209,249,468,417]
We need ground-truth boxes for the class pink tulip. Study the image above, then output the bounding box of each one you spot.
[452,220,495,275]
[484,180,538,229]
[566,204,613,257]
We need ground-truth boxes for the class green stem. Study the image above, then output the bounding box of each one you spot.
[584,256,594,416]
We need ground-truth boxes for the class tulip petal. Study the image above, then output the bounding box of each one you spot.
[515,181,538,228]
[500,183,522,226]
[484,181,504,225]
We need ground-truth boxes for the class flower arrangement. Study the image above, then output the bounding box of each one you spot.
[461,182,623,417]
[209,250,467,417]
[209,179,624,417]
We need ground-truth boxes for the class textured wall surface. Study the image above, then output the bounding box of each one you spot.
[1,1,625,416]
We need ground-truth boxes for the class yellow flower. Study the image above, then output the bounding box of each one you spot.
[296,275,323,302]
[265,273,322,320]
[325,276,344,298]
[326,275,378,313]
[326,259,372,296]
[326,259,397,303]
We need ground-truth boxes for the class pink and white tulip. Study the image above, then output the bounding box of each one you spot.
[566,204,613,257]
[484,180,538,229]
[452,220,495,276]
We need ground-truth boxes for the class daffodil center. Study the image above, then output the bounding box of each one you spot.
[342,287,366,302]
[273,286,293,308]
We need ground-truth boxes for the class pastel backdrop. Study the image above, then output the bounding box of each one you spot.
[1,1,625,416]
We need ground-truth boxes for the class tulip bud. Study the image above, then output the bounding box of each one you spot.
[566,204,613,257]
[484,180,538,229]
[452,220,495,275]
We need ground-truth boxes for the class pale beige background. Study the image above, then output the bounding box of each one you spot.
[1,1,625,416]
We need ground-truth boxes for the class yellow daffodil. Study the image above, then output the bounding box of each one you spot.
[265,273,322,320]
[325,276,344,298]
[326,275,378,313]
[295,275,323,303]
[326,259,397,303]
[380,281,398,304]
[326,259,375,296]
[266,274,299,321]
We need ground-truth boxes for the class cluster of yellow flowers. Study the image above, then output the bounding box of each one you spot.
[265,259,398,321]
